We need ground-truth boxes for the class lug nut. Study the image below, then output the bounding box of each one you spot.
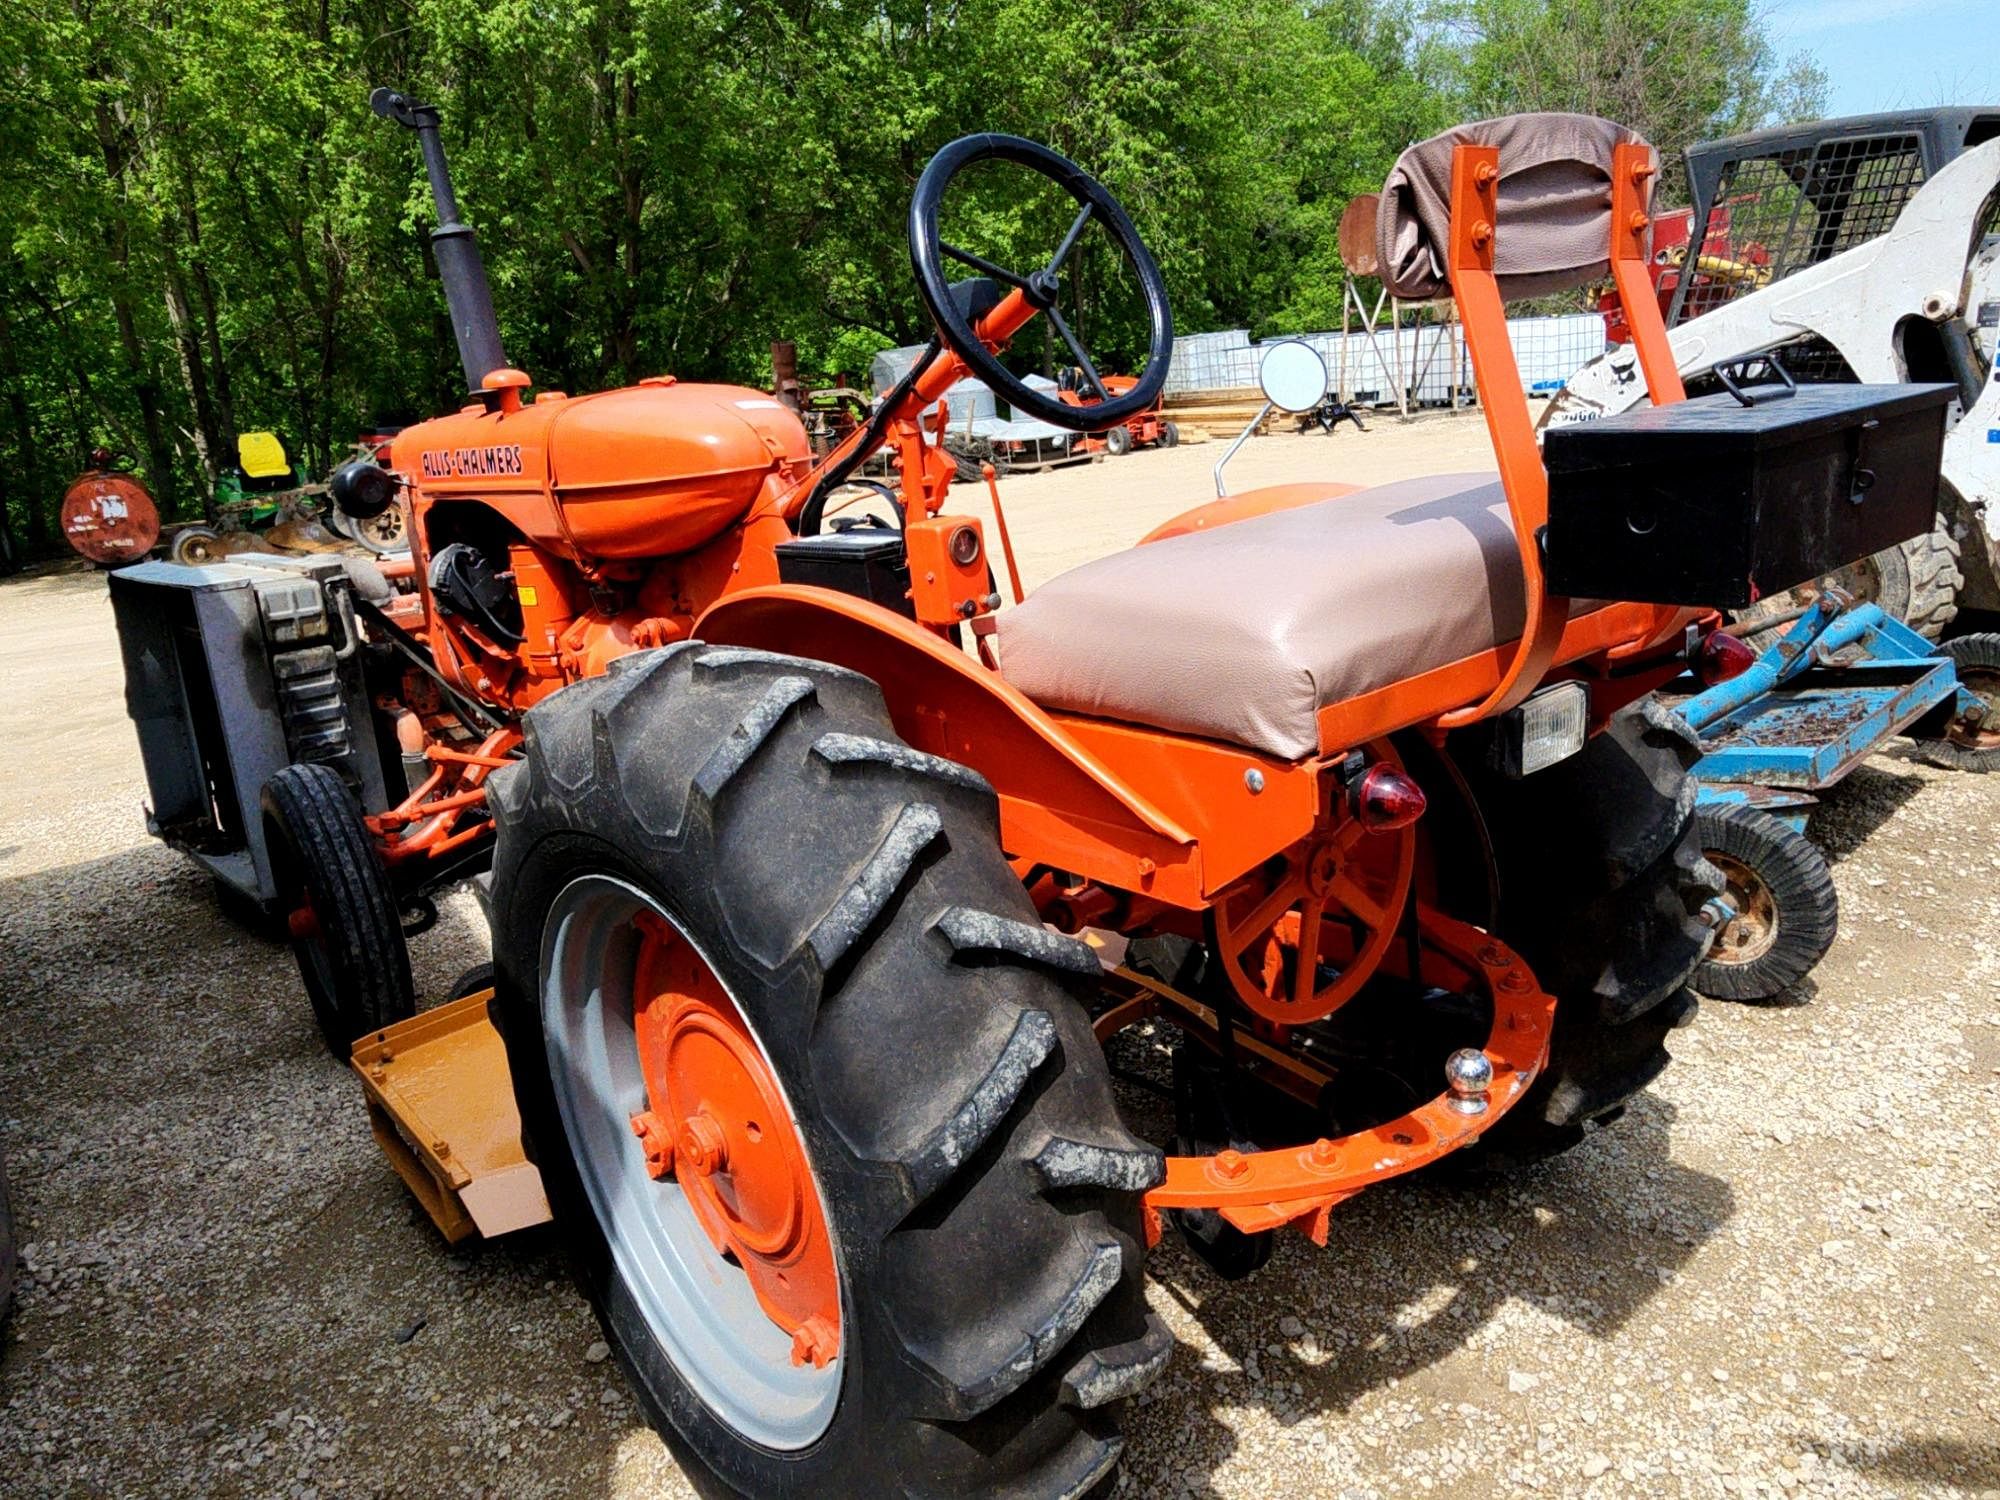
[677,1113,728,1176]
[1444,1048,1493,1115]
[629,1111,675,1179]
[789,1315,839,1370]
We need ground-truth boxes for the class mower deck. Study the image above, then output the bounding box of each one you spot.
[351,991,549,1243]
[1668,598,1970,819]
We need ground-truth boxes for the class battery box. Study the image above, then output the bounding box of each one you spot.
[774,525,915,618]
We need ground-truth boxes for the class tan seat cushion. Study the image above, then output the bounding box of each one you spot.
[997,473,1584,760]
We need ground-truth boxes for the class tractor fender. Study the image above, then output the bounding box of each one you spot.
[1138,481,1362,544]
[696,585,1210,902]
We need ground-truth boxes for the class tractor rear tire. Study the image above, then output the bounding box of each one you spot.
[488,643,1167,1498]
[1443,700,1719,1173]
[261,763,415,1055]
[1912,634,2000,773]
[1692,804,1838,1002]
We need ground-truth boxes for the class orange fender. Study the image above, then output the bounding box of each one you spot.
[697,586,1235,905]
[1137,481,1362,545]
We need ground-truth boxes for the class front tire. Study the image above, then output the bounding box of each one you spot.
[261,763,414,1054]
[1103,425,1133,457]
[1693,804,1838,1002]
[488,643,1167,1497]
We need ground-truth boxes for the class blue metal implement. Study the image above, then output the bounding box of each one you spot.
[1671,598,1972,798]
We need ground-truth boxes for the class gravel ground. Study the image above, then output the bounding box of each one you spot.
[2,420,1998,1499]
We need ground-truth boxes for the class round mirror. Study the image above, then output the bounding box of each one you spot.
[1258,340,1329,413]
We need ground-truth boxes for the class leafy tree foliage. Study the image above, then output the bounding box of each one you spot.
[0,0,1820,556]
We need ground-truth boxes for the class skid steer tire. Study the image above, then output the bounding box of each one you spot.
[1734,520,1963,650]
[1443,701,1719,1174]
[262,762,415,1055]
[1691,805,1838,1002]
[487,643,1167,1499]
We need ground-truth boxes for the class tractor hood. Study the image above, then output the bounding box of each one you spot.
[395,378,813,560]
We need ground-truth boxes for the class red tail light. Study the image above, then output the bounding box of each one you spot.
[1354,764,1427,831]
[1695,630,1757,686]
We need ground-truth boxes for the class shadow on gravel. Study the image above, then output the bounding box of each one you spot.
[0,842,620,1500]
[1807,761,1926,865]
[1131,1094,1731,1485]
[1831,1435,2000,1489]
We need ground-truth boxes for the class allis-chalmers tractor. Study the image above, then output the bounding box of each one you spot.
[109,97,1953,1495]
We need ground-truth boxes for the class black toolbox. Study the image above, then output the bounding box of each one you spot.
[1543,378,1953,608]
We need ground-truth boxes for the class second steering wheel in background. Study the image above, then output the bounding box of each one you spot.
[908,134,1173,431]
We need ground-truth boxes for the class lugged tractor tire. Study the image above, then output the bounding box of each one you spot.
[1691,804,1838,1002]
[261,762,415,1055]
[1892,522,1964,641]
[1443,700,1719,1173]
[487,643,1168,1498]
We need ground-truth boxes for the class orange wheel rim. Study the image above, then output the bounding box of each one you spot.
[630,909,841,1368]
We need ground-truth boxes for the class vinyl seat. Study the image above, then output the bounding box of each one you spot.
[996,472,1603,760]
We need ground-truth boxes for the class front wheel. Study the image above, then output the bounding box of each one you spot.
[1103,424,1133,457]
[489,644,1167,1496]
[1693,804,1838,1002]
[261,763,415,1054]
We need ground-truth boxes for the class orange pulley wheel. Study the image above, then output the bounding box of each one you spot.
[1210,742,1418,1025]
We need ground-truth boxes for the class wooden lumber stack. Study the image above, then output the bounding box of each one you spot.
[1160,387,1277,439]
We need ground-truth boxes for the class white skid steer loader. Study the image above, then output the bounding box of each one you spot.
[1547,111,2000,639]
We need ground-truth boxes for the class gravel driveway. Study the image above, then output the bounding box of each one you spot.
[2,425,1996,1499]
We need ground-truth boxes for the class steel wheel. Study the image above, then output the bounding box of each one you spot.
[541,873,840,1450]
[1706,849,1778,965]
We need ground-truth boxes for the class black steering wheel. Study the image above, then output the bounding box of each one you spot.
[909,134,1172,431]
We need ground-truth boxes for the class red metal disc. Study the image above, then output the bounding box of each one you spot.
[61,471,160,566]
[630,910,841,1369]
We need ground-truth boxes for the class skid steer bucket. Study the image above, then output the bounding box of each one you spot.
[350,991,552,1243]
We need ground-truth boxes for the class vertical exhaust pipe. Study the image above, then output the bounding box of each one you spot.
[370,88,509,394]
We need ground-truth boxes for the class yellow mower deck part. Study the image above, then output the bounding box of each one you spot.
[350,991,553,1243]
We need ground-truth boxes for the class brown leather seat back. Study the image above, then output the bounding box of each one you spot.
[1375,112,1655,301]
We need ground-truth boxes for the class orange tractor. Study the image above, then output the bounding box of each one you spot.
[110,97,1953,1496]
[1059,370,1179,454]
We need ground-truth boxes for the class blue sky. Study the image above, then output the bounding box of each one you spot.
[1763,0,2000,117]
